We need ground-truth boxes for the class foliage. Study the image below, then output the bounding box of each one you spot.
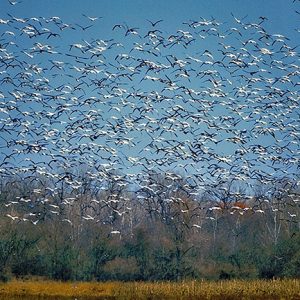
[0,176,299,282]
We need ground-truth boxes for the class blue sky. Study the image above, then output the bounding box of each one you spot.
[1,0,299,35]
[0,0,299,192]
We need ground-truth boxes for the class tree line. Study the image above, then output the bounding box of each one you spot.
[0,171,299,282]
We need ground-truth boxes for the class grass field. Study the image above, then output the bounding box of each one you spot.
[0,279,299,299]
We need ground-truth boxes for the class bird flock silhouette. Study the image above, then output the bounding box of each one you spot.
[0,5,299,227]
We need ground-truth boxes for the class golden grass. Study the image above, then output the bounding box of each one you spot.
[0,279,299,299]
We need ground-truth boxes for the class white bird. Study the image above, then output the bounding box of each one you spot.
[192,224,201,228]
[49,204,59,209]
[6,214,18,221]
[62,218,73,224]
[82,14,101,21]
[209,206,222,211]
[0,18,9,24]
[82,215,94,220]
[31,220,39,225]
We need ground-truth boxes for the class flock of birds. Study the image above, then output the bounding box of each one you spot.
[0,6,300,229]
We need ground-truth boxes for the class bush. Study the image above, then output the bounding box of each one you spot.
[0,265,12,282]
[103,257,139,280]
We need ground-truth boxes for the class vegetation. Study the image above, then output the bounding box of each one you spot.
[0,173,299,282]
[0,279,299,299]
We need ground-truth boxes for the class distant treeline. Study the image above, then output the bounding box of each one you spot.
[0,172,299,281]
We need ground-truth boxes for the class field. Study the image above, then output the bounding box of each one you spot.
[0,279,299,299]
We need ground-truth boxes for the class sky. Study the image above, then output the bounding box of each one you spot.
[0,0,299,195]
[0,0,299,36]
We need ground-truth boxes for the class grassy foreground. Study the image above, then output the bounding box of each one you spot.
[0,279,299,299]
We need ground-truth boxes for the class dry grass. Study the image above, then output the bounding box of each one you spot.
[0,279,299,299]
